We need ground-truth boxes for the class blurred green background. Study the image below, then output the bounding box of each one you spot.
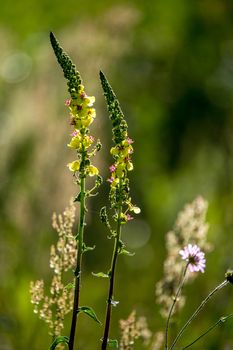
[1,0,233,349]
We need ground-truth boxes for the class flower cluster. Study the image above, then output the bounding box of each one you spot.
[30,201,76,337]
[119,311,152,349]
[100,71,140,222]
[66,85,99,177]
[156,196,210,318]
[50,32,100,179]
[179,244,206,273]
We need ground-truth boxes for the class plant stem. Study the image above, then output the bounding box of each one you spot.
[165,263,189,350]
[180,312,233,350]
[169,280,228,350]
[101,204,122,350]
[69,176,86,350]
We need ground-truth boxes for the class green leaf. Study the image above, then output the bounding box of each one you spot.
[74,193,81,202]
[108,339,118,348]
[64,282,75,290]
[78,306,101,324]
[83,243,95,253]
[119,249,135,257]
[92,272,109,278]
[49,336,69,350]
[111,299,119,307]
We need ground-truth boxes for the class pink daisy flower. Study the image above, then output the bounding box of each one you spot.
[179,244,206,273]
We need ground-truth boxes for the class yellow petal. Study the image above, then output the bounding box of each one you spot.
[87,165,99,176]
[67,160,80,172]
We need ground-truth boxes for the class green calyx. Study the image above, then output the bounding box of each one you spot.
[50,32,82,98]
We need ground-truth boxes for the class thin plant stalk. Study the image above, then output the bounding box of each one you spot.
[169,279,228,350]
[100,70,140,349]
[69,175,86,350]
[180,312,233,350]
[165,263,189,350]
[102,201,122,350]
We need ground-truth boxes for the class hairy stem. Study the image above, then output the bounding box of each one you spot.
[169,280,228,350]
[180,312,233,350]
[165,263,189,350]
[69,176,86,350]
[101,204,122,350]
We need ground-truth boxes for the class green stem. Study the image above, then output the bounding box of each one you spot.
[165,264,189,350]
[180,312,233,350]
[169,280,228,350]
[69,175,86,350]
[101,203,122,350]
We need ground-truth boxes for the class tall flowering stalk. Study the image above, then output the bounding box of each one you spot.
[99,71,140,349]
[50,33,102,350]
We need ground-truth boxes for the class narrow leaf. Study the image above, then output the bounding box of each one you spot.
[111,299,119,307]
[74,192,81,202]
[49,336,69,350]
[108,339,118,348]
[78,306,101,324]
[64,282,75,290]
[83,243,95,253]
[92,272,109,278]
[119,249,135,257]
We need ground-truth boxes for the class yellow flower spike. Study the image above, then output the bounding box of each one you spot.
[67,160,80,172]
[87,165,99,177]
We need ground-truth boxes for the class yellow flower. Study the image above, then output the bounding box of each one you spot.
[116,163,126,177]
[110,146,119,156]
[83,96,95,107]
[87,165,99,177]
[78,85,85,93]
[81,114,94,127]
[83,135,94,149]
[67,136,81,149]
[67,160,80,172]
[112,179,119,187]
[131,206,141,214]
[127,162,133,171]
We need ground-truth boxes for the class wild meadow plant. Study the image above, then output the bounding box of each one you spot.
[30,34,233,350]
